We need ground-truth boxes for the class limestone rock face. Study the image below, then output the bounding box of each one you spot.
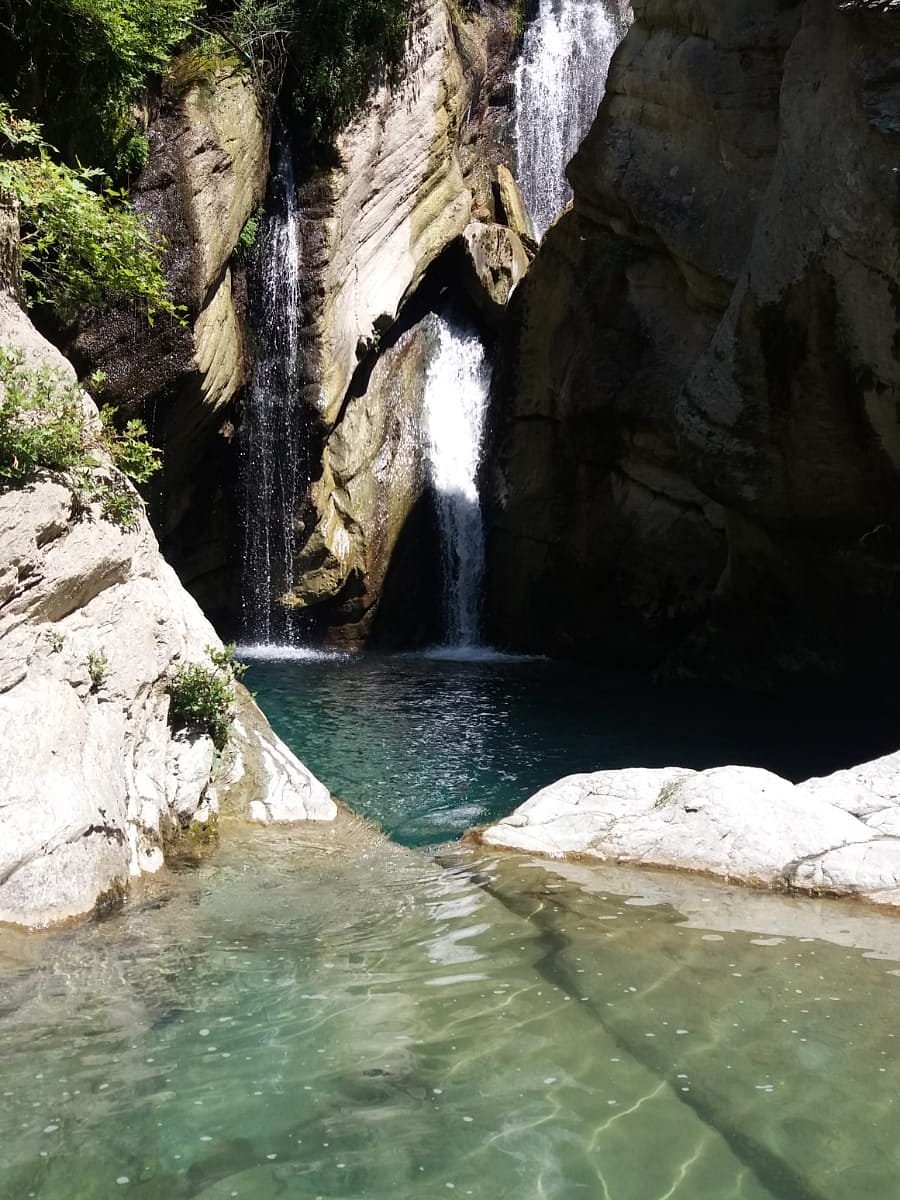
[74,70,270,624]
[486,0,900,683]
[288,319,437,646]
[478,750,900,906]
[0,295,333,930]
[458,222,530,323]
[296,0,476,427]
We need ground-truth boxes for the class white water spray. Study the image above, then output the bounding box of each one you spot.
[239,135,306,645]
[423,318,491,648]
[514,0,627,239]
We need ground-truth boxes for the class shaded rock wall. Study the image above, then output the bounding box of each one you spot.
[73,70,271,629]
[487,0,900,683]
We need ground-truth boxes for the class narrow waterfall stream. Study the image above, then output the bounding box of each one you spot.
[514,0,627,238]
[238,136,305,646]
[422,318,491,648]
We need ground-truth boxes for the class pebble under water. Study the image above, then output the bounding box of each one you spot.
[2,654,899,1200]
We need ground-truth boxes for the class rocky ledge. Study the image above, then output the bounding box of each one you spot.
[0,273,334,931]
[476,750,900,907]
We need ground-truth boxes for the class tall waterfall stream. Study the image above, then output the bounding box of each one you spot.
[423,318,491,648]
[238,136,305,646]
[514,0,627,238]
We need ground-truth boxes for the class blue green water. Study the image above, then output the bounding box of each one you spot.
[2,651,900,1200]
[3,830,900,1200]
[242,649,898,846]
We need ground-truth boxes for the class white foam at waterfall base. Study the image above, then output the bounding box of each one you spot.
[423,318,490,648]
[514,0,626,239]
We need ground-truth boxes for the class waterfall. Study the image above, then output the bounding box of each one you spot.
[423,318,491,648]
[239,135,305,645]
[514,0,626,239]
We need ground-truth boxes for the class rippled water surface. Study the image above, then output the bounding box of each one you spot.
[3,654,899,1199]
[243,652,897,845]
[2,831,900,1200]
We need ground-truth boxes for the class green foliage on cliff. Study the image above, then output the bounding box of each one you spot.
[206,0,415,158]
[0,106,178,322]
[2,0,417,170]
[168,643,248,749]
[0,0,198,176]
[0,347,161,528]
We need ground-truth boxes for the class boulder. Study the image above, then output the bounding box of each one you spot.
[477,749,900,905]
[458,221,530,323]
[0,285,334,930]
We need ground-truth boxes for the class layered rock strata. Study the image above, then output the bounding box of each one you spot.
[0,283,334,931]
[487,0,900,683]
[286,0,527,642]
[74,69,270,627]
[288,320,437,643]
[477,750,900,907]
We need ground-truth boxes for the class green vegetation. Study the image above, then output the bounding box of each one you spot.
[0,0,198,175]
[2,0,418,170]
[0,0,418,327]
[86,649,109,689]
[235,205,263,259]
[167,643,248,750]
[0,348,161,529]
[46,629,65,652]
[0,106,178,323]
[0,348,90,483]
[278,0,414,157]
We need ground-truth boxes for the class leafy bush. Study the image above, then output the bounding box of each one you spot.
[202,0,416,159]
[0,349,90,483]
[0,106,179,323]
[86,649,109,689]
[0,348,162,529]
[0,0,198,174]
[167,643,247,749]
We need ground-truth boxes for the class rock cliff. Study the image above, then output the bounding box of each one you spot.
[0,253,334,930]
[486,0,900,684]
[285,0,527,643]
[73,69,271,629]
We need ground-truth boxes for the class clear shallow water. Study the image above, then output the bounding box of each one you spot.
[244,652,898,846]
[3,830,900,1200]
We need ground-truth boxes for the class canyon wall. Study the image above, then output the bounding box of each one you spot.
[284,0,528,644]
[73,68,271,630]
[0,211,334,930]
[487,0,900,684]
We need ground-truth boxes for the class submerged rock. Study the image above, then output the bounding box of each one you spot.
[0,285,334,931]
[477,751,900,906]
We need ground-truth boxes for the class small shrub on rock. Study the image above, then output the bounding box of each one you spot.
[0,349,161,529]
[167,644,247,750]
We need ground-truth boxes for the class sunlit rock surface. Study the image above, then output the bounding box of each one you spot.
[479,750,900,905]
[0,281,333,930]
[296,0,476,426]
